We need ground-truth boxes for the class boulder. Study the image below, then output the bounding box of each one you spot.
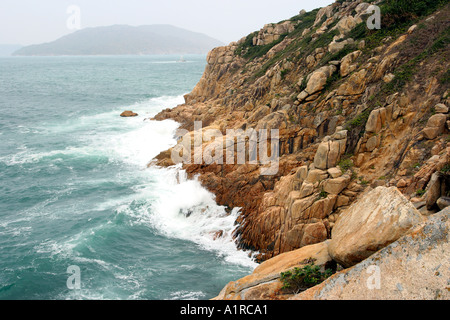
[313,138,346,170]
[328,38,354,54]
[304,65,337,96]
[336,16,358,34]
[340,50,362,77]
[365,108,386,133]
[423,114,447,140]
[120,110,138,117]
[323,175,351,195]
[293,209,450,300]
[305,169,328,184]
[327,167,342,179]
[365,135,379,152]
[434,103,448,114]
[425,172,447,210]
[328,187,425,267]
[437,197,450,210]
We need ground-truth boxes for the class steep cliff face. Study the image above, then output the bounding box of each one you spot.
[153,0,450,262]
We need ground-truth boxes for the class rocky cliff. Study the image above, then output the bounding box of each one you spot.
[151,0,450,299]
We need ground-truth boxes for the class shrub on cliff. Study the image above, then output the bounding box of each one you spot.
[280,263,334,294]
[383,0,449,25]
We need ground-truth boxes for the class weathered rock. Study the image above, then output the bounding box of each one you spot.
[336,16,358,34]
[437,197,450,210]
[336,68,367,96]
[293,209,450,300]
[425,172,447,210]
[340,50,362,77]
[327,167,342,179]
[328,38,354,54]
[305,169,328,184]
[214,242,333,300]
[365,108,387,133]
[328,187,425,267]
[365,135,379,152]
[303,65,337,97]
[323,175,351,195]
[120,110,138,117]
[313,137,346,170]
[434,103,448,114]
[423,114,447,139]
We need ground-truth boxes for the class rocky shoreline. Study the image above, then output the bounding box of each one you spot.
[150,0,450,299]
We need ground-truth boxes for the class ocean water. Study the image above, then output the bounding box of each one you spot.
[0,55,257,300]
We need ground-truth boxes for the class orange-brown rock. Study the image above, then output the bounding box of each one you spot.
[151,2,450,262]
[214,241,333,300]
[120,110,138,117]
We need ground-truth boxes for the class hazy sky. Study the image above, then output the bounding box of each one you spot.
[0,0,335,46]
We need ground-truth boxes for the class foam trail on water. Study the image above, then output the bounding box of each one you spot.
[87,95,259,269]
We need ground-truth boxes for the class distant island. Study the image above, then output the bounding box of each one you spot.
[13,24,224,56]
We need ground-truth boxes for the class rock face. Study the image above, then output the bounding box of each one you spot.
[293,208,450,300]
[328,187,425,268]
[120,111,138,117]
[152,0,450,262]
[214,241,332,300]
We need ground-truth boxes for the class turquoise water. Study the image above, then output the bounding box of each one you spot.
[0,55,256,300]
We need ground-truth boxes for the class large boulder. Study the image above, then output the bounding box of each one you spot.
[299,65,337,100]
[336,16,358,34]
[293,208,450,300]
[365,108,387,133]
[422,114,447,140]
[328,187,425,267]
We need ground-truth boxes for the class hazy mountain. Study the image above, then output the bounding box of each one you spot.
[0,45,23,56]
[13,25,224,56]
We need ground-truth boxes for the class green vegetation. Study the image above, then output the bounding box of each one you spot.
[323,72,342,92]
[280,263,334,293]
[348,0,449,51]
[234,31,289,60]
[345,108,374,131]
[384,25,450,94]
[440,68,450,84]
[416,188,426,196]
[280,69,289,79]
[359,177,370,186]
[441,164,450,173]
[319,42,359,67]
[318,189,329,200]
[339,158,354,173]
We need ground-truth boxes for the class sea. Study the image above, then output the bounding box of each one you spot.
[0,55,257,300]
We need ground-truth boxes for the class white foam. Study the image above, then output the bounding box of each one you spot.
[82,95,259,269]
[145,168,258,268]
